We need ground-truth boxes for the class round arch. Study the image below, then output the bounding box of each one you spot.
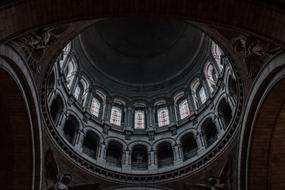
[0,46,42,189]
[239,53,285,190]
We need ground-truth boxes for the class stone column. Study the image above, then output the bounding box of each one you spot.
[196,132,206,155]
[104,99,111,123]
[168,102,176,125]
[74,129,85,152]
[185,90,195,114]
[126,107,133,130]
[47,90,56,106]
[57,112,67,133]
[122,148,131,170]
[149,149,157,171]
[148,106,154,129]
[97,142,106,165]
[173,143,183,166]
[214,115,224,138]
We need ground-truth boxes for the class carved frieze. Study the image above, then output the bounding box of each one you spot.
[9,26,67,74]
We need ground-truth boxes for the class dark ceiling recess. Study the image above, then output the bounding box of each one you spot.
[79,17,204,85]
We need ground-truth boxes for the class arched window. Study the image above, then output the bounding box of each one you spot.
[157,107,170,127]
[74,83,83,100]
[198,86,207,104]
[191,79,207,108]
[202,119,218,147]
[50,95,64,125]
[62,115,79,145]
[181,133,198,161]
[178,99,190,120]
[211,42,224,72]
[106,141,123,167]
[218,98,233,128]
[74,77,89,106]
[64,58,77,89]
[157,142,174,168]
[131,145,148,170]
[59,42,71,68]
[80,77,90,106]
[90,97,101,117]
[134,110,145,129]
[204,61,218,93]
[110,106,122,126]
[82,131,99,160]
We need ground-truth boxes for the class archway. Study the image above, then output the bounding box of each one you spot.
[63,115,79,145]
[240,54,285,190]
[201,119,218,147]
[82,131,100,160]
[157,142,174,168]
[181,133,198,161]
[0,65,40,189]
[106,140,123,168]
[131,145,148,170]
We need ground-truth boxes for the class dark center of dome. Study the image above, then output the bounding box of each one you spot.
[79,17,204,85]
[96,17,187,57]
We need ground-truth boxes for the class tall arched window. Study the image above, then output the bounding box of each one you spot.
[178,99,190,120]
[191,79,207,108]
[79,77,90,106]
[74,83,83,100]
[211,42,224,72]
[157,107,170,127]
[90,97,101,117]
[74,77,89,106]
[110,106,122,126]
[198,86,207,104]
[204,61,218,93]
[134,110,145,129]
[64,58,77,89]
[59,42,71,68]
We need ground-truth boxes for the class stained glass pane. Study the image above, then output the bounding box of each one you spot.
[199,87,207,104]
[205,63,217,92]
[158,107,170,127]
[179,100,190,120]
[134,110,145,129]
[90,98,101,117]
[110,107,122,126]
[59,42,71,68]
[212,42,224,71]
[74,86,80,100]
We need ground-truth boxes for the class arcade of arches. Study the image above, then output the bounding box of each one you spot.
[0,1,285,190]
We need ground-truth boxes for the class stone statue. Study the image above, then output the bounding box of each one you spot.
[9,26,67,73]
[45,149,99,190]
[183,160,231,190]
[232,34,281,78]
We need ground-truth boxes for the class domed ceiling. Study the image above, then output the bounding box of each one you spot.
[79,17,204,86]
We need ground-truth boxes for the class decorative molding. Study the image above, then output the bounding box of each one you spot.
[8,26,68,74]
